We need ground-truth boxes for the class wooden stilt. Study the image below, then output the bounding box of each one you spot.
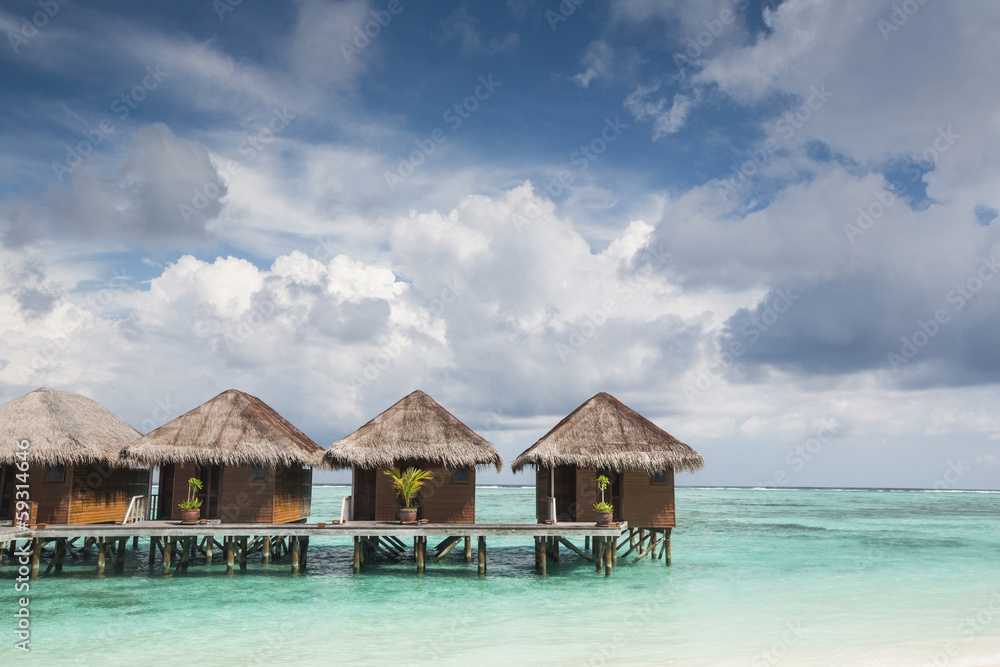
[665,528,672,567]
[290,536,300,574]
[240,537,248,571]
[477,536,486,575]
[262,536,271,564]
[226,538,235,574]
[132,535,139,550]
[205,536,213,565]
[162,537,172,576]
[464,536,472,563]
[29,538,41,579]
[551,537,560,562]
[557,537,595,563]
[604,538,613,577]
[353,537,361,573]
[180,537,190,571]
[416,536,425,573]
[96,538,106,577]
[54,538,66,573]
[301,537,309,571]
[149,536,158,566]
[539,537,547,575]
[585,535,590,551]
[596,537,605,572]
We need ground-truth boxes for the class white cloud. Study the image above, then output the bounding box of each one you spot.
[571,40,614,88]
[624,85,693,139]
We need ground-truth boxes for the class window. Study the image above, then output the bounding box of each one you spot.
[452,467,470,484]
[251,465,268,482]
[651,470,669,485]
[47,464,66,483]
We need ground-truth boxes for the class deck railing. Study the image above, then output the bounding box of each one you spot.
[123,495,147,524]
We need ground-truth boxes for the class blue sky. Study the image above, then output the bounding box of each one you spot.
[1,0,998,488]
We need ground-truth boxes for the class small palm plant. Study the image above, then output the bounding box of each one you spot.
[594,474,613,513]
[178,477,204,511]
[384,467,433,510]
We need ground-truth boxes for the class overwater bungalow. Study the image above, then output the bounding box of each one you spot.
[511,392,704,531]
[0,387,147,525]
[123,389,323,524]
[324,390,503,523]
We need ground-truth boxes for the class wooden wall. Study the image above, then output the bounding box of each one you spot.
[28,464,71,524]
[272,466,308,524]
[66,464,132,524]
[535,468,547,522]
[620,469,675,528]
[369,460,477,523]
[421,462,475,523]
[575,467,598,524]
[15,463,133,525]
[167,463,310,523]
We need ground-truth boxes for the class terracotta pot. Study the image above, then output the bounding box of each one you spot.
[399,508,418,524]
[595,511,613,526]
[180,508,200,524]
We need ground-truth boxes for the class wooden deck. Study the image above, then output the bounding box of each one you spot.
[0,520,625,540]
[0,521,663,578]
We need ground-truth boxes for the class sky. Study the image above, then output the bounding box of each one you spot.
[1,0,998,489]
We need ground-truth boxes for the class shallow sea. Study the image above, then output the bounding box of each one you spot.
[2,486,999,665]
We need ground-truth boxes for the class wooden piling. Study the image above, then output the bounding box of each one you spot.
[96,538,106,576]
[290,536,300,574]
[162,537,172,576]
[262,536,271,564]
[477,536,486,575]
[596,537,605,572]
[132,535,139,550]
[353,537,361,573]
[464,536,472,563]
[539,537,547,575]
[415,536,425,573]
[604,538,613,577]
[665,528,672,566]
[225,537,234,575]
[54,538,66,573]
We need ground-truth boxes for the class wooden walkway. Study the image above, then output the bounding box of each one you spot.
[0,521,661,578]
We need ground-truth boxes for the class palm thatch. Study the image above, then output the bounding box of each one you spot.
[123,389,323,468]
[0,387,140,466]
[323,390,503,472]
[511,392,704,474]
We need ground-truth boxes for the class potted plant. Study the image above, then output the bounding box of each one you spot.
[594,474,613,526]
[384,467,432,523]
[178,477,204,524]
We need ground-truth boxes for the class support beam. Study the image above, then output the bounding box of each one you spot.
[665,528,672,567]
[262,536,270,564]
[148,536,158,566]
[433,536,462,562]
[415,536,425,574]
[97,538,106,577]
[596,537,605,572]
[162,537,172,577]
[133,535,139,550]
[538,537,547,575]
[290,536,300,574]
[557,537,595,563]
[604,537,613,577]
[353,537,361,573]
[54,538,66,573]
[464,536,472,564]
[239,537,248,571]
[117,537,127,573]
[30,538,41,579]
[226,537,235,575]
[205,536,213,566]
[477,536,486,575]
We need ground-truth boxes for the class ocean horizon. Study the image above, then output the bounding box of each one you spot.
[4,485,999,665]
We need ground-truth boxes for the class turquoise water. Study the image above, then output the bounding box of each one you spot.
[2,486,1000,665]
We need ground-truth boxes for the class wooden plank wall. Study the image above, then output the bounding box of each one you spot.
[272,466,306,524]
[219,464,274,523]
[420,462,475,523]
[535,467,547,522]
[575,467,597,523]
[66,463,131,524]
[28,464,71,524]
[620,469,675,528]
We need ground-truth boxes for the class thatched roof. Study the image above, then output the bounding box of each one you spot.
[123,389,323,468]
[511,392,704,474]
[0,387,140,466]
[323,390,503,472]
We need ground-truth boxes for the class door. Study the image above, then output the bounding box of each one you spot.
[197,464,222,519]
[156,465,174,519]
[553,466,577,521]
[353,467,376,520]
[301,467,312,518]
[597,469,622,522]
